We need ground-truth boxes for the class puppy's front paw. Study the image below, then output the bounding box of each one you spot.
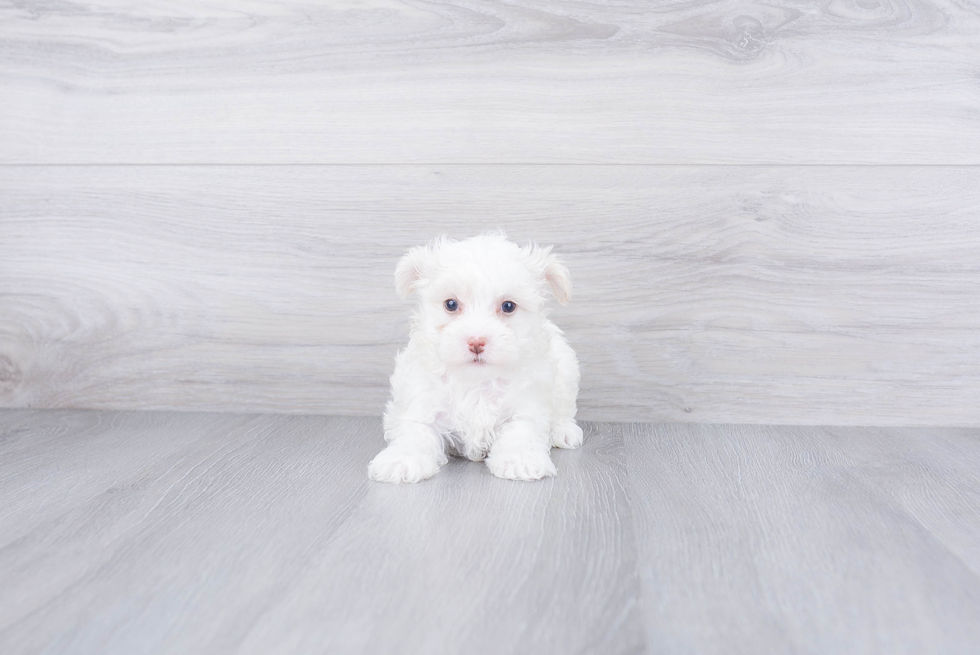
[486,448,557,481]
[551,420,583,449]
[368,446,442,484]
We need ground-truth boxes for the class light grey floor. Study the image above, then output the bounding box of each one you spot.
[2,410,979,654]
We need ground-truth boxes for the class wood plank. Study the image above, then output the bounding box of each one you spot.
[2,165,978,424]
[624,423,980,655]
[0,410,643,655]
[1,0,979,164]
[6,409,980,653]
[234,422,642,655]
[822,426,980,578]
[0,411,381,654]
[0,410,258,549]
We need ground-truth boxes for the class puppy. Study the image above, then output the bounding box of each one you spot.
[368,232,582,483]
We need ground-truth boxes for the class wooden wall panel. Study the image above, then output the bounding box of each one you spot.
[1,0,979,164]
[2,165,977,425]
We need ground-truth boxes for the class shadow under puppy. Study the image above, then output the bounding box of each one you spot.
[369,232,582,483]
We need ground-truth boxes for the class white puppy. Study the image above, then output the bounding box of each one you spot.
[368,232,583,483]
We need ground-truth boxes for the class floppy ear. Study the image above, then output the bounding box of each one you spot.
[544,253,572,305]
[526,244,572,305]
[394,244,431,299]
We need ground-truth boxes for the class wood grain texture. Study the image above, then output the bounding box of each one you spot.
[624,423,980,655]
[4,410,980,653]
[821,426,980,579]
[2,165,978,425]
[0,410,643,655]
[2,0,980,164]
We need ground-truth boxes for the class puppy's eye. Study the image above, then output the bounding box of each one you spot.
[501,301,517,314]
[444,299,459,312]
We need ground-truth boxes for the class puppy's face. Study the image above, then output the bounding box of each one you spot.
[395,234,571,378]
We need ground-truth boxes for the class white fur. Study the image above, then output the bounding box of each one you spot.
[369,232,582,483]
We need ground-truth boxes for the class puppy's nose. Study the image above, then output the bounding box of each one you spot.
[467,338,486,355]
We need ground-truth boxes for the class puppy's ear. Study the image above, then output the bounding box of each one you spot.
[527,244,572,305]
[544,254,572,305]
[394,244,430,299]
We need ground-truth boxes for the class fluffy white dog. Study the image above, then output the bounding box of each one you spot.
[368,232,582,483]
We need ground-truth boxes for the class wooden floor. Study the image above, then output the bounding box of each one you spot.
[2,410,979,654]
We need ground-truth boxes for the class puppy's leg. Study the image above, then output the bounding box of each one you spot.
[486,418,556,481]
[369,422,447,484]
[549,333,583,450]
